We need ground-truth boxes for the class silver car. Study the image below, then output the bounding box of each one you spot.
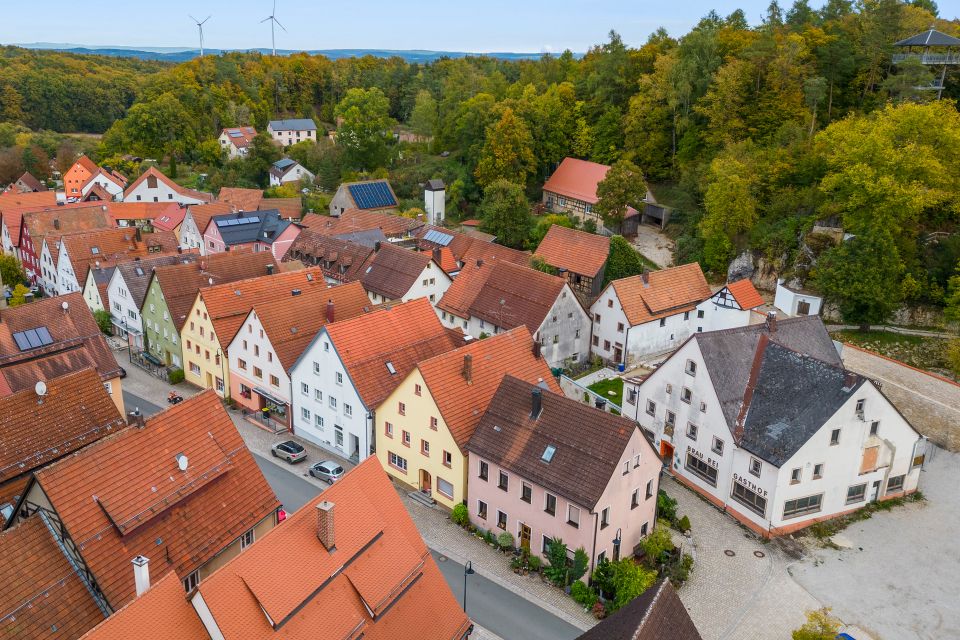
[271,440,307,463]
[309,460,345,484]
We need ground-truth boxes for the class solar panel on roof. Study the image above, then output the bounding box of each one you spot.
[13,327,53,351]
[423,229,453,246]
[228,132,243,138]
[12,332,30,350]
[348,182,396,210]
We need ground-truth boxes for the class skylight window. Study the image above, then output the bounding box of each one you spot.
[541,445,557,463]
[386,362,397,375]
[91,246,100,255]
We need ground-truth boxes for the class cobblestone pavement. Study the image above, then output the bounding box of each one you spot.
[398,489,596,633]
[470,626,505,640]
[840,344,960,451]
[111,342,201,407]
[791,448,960,640]
[662,476,819,640]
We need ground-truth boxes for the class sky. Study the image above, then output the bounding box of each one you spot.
[0,0,859,53]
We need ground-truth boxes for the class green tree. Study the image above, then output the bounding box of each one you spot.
[609,559,657,612]
[595,160,645,232]
[569,547,589,583]
[531,215,576,247]
[0,255,26,288]
[475,107,536,189]
[409,90,438,140]
[943,272,960,326]
[334,87,397,170]
[544,537,569,586]
[247,133,282,187]
[8,283,30,307]
[816,231,903,329]
[590,106,624,165]
[93,309,114,335]
[700,145,760,273]
[604,235,648,286]
[791,608,842,640]
[478,180,532,249]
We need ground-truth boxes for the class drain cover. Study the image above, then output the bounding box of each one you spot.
[754,550,765,558]
[724,549,736,557]
[437,555,448,562]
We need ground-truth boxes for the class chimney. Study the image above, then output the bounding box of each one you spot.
[765,311,777,333]
[127,408,145,428]
[432,247,441,263]
[476,258,483,268]
[134,227,142,243]
[641,268,650,286]
[462,354,473,383]
[326,299,335,323]
[316,501,335,550]
[53,218,60,230]
[374,241,382,253]
[532,341,542,359]
[132,556,150,596]
[266,264,274,275]
[531,387,542,419]
[843,371,857,391]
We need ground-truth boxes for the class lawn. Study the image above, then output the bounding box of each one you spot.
[587,377,624,406]
[831,329,951,376]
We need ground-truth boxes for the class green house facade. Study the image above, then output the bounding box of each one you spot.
[140,276,184,368]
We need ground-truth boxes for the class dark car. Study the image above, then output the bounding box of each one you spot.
[271,440,307,463]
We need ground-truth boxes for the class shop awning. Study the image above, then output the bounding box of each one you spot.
[254,387,288,409]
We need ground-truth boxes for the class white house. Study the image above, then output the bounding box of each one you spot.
[180,203,235,255]
[267,119,318,147]
[123,167,212,206]
[269,158,315,187]
[218,127,257,159]
[359,242,451,305]
[289,298,460,463]
[774,279,823,317]
[37,238,60,296]
[436,259,590,368]
[80,168,127,201]
[622,314,926,537]
[106,255,195,349]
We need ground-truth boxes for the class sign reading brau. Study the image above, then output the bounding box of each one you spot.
[732,473,769,497]
[686,445,719,469]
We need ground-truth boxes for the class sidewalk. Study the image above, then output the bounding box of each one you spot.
[113,344,201,406]
[398,489,596,633]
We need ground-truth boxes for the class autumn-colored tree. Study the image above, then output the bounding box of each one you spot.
[595,160,645,232]
[8,284,30,307]
[409,90,438,140]
[700,144,760,273]
[474,108,536,189]
[791,608,842,640]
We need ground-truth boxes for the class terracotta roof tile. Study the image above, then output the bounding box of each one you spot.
[542,157,611,204]
[217,187,262,212]
[186,202,236,237]
[534,224,610,278]
[220,127,258,149]
[299,209,422,239]
[122,167,213,203]
[0,517,105,640]
[194,457,470,640]
[284,230,376,283]
[610,263,712,326]
[415,327,561,451]
[325,298,462,409]
[251,280,372,371]
[107,202,181,222]
[151,207,187,233]
[725,279,764,310]
[34,391,280,609]
[360,243,433,300]
[15,172,45,192]
[79,571,207,640]
[0,368,124,508]
[469,376,649,509]
[115,254,198,309]
[59,228,180,287]
[20,204,114,248]
[458,236,530,269]
[259,197,302,220]
[576,579,702,640]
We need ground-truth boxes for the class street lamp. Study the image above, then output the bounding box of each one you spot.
[216,347,228,400]
[612,528,622,562]
[462,560,474,612]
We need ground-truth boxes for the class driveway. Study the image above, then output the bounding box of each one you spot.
[790,447,960,640]
[633,224,674,268]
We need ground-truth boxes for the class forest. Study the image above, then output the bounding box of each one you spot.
[1,0,959,329]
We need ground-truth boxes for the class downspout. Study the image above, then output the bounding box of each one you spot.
[589,511,599,579]
[366,408,373,460]
[623,325,632,370]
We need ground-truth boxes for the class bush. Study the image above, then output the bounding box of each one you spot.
[668,553,694,587]
[570,580,598,609]
[168,368,185,384]
[639,526,674,568]
[677,515,691,532]
[527,555,541,573]
[591,558,615,599]
[792,608,841,640]
[483,529,495,545]
[610,559,657,612]
[93,309,114,335]
[657,490,678,524]
[497,531,515,551]
[570,547,589,583]
[544,538,569,586]
[450,503,469,527]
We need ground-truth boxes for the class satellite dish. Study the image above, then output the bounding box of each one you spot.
[34,380,47,397]
[61,301,69,311]
[208,277,214,286]
[176,454,189,472]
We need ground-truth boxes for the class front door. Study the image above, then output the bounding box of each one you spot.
[661,441,674,466]
[796,300,811,315]
[614,346,623,364]
[349,434,360,461]
[870,480,881,502]
[205,372,213,388]
[519,523,531,550]
[419,469,432,495]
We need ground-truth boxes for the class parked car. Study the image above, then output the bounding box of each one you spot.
[271,440,306,463]
[309,461,344,484]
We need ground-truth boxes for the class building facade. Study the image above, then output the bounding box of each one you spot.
[267,119,318,146]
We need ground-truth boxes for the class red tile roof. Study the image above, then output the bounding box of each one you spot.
[59,228,180,288]
[542,157,612,204]
[726,279,764,310]
[217,187,263,212]
[360,243,435,300]
[107,202,181,222]
[284,230,376,283]
[259,197,302,220]
[152,207,187,233]
[220,127,258,150]
[0,517,105,640]
[123,167,213,203]
[325,298,462,409]
[299,209,422,239]
[0,368,124,508]
[194,457,471,640]
[608,263,712,326]
[534,224,610,278]
[33,391,280,610]
[186,202,236,237]
[415,327,561,451]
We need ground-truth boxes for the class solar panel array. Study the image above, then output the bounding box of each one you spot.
[348,182,396,209]
[13,327,53,351]
[215,216,260,228]
[228,131,244,138]
[423,229,454,246]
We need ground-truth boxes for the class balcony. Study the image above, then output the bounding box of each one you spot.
[893,52,960,65]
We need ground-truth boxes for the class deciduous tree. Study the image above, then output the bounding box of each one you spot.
[474,108,536,189]
[334,87,396,170]
[595,160,645,232]
[478,179,531,249]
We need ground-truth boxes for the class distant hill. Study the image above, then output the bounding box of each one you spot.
[14,43,568,63]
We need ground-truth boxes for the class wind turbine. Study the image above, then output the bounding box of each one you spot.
[189,15,211,57]
[261,0,286,57]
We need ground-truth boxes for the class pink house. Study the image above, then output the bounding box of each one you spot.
[467,376,661,578]
[202,209,302,262]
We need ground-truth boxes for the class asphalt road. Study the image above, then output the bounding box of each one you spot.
[253,454,323,513]
[123,390,164,417]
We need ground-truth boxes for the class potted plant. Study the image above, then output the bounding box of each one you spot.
[528,556,542,574]
[510,556,522,573]
[592,601,607,620]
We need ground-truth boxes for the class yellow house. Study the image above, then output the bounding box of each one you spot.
[180,265,316,396]
[375,327,560,509]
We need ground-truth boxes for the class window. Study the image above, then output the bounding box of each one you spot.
[592,335,599,347]
[830,429,840,445]
[398,402,406,415]
[240,529,255,550]
[846,483,867,505]
[478,500,488,519]
[216,377,224,393]
[269,375,279,387]
[443,450,452,467]
[335,425,344,447]
[253,366,263,379]
[603,340,610,351]
[886,475,905,494]
[711,437,724,456]
[870,421,879,436]
[313,361,320,374]
[627,388,637,405]
[567,505,580,528]
[783,493,823,519]
[385,422,393,438]
[301,382,309,395]
[542,535,553,554]
[631,489,640,509]
[521,482,532,503]
[388,452,408,472]
[415,383,422,396]
[666,411,676,426]
[301,407,311,421]
[665,384,672,394]
[684,453,718,486]
[437,478,454,499]
[617,322,624,333]
[189,362,200,375]
[314,389,322,402]
[329,396,337,409]
[646,400,656,417]
[686,422,698,440]
[402,430,411,446]
[545,493,556,516]
[749,457,762,477]
[498,471,509,491]
[731,483,768,517]
[813,463,824,479]
[855,399,865,414]
[315,415,324,429]
[791,468,801,484]
[344,404,353,417]
[323,342,329,352]
[700,401,707,413]
[183,570,200,593]
[659,318,666,327]
[254,345,259,356]
[633,454,640,468]
[646,479,653,499]
[697,310,704,318]
[430,416,438,430]
[479,461,489,480]
[622,460,630,475]
[600,507,610,529]
[420,439,430,456]
[681,387,692,404]
[684,311,690,320]
[685,360,697,376]
[497,511,507,530]
[641,522,649,536]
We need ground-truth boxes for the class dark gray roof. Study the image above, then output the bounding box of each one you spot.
[737,340,864,467]
[425,179,445,191]
[268,118,317,131]
[333,228,387,248]
[273,158,296,170]
[467,376,643,510]
[90,265,116,286]
[894,29,960,47]
[695,315,841,432]
[115,254,196,307]
[211,210,294,247]
[576,579,702,640]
